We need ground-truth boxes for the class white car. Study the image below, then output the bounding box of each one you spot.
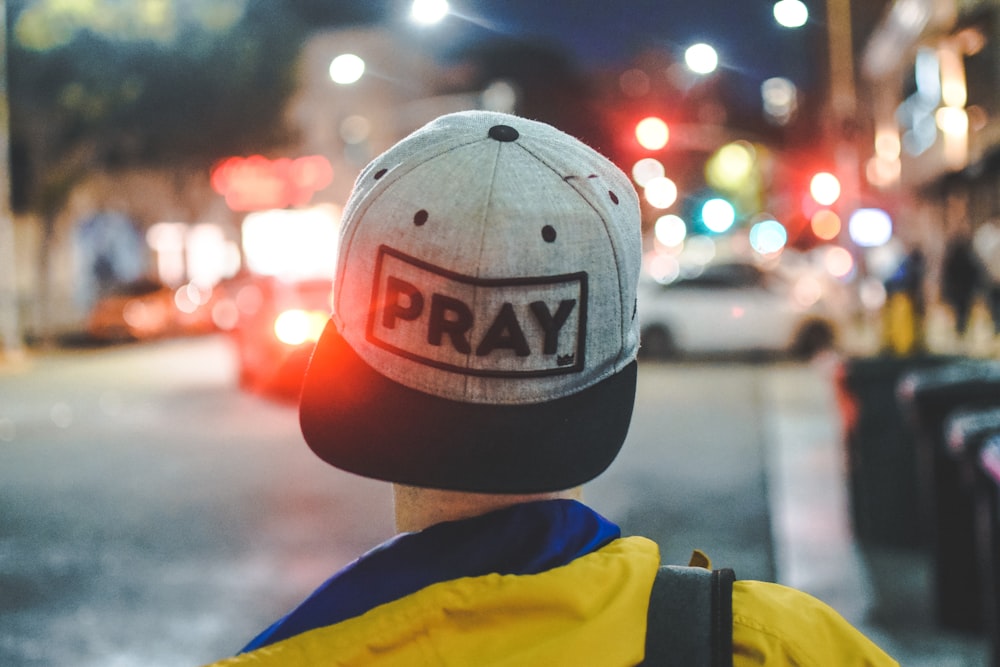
[636,261,838,359]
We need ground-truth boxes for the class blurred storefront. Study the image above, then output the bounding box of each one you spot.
[9,26,489,346]
[9,168,234,343]
[860,0,1000,355]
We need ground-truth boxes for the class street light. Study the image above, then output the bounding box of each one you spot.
[410,0,449,26]
[773,0,809,29]
[329,53,365,85]
[684,43,718,75]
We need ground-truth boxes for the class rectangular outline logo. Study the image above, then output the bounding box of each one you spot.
[366,245,587,378]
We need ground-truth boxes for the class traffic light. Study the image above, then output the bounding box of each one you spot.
[635,116,669,151]
[783,170,842,249]
[624,116,677,217]
[808,171,841,207]
[682,190,737,235]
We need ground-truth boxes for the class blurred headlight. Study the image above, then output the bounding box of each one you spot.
[792,276,822,308]
[274,309,327,345]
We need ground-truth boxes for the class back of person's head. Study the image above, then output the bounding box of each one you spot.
[299,111,642,494]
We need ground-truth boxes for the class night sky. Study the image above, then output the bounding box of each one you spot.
[384,0,822,94]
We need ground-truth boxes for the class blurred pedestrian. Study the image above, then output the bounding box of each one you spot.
[973,222,1000,338]
[941,232,984,336]
[883,246,927,355]
[203,111,897,666]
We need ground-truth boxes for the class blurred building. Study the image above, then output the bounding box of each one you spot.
[10,168,231,342]
[11,26,489,344]
[287,27,484,209]
[860,0,1000,348]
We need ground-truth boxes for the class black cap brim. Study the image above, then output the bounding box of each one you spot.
[299,321,637,493]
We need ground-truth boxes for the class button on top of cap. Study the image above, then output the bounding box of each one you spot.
[488,125,519,142]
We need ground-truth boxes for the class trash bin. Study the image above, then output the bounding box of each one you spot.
[835,355,960,547]
[896,360,1000,633]
[943,408,1000,638]
[976,436,1000,665]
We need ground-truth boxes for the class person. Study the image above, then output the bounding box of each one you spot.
[882,245,926,355]
[973,222,1000,340]
[941,232,983,337]
[203,111,898,666]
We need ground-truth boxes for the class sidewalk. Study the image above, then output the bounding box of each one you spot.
[765,352,991,665]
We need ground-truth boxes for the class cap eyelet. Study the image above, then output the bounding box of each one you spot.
[413,209,429,226]
[542,225,557,243]
[488,125,519,142]
[374,168,388,180]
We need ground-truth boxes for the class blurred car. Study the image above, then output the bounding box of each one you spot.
[218,274,331,401]
[87,278,217,343]
[636,261,838,359]
[216,206,340,401]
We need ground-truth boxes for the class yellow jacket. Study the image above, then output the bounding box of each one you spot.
[204,536,897,666]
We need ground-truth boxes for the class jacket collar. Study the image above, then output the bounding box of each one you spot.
[242,499,620,652]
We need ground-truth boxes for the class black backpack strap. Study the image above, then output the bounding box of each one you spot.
[642,563,735,667]
[710,567,735,667]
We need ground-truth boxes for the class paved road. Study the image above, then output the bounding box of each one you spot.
[0,335,802,666]
[589,360,775,581]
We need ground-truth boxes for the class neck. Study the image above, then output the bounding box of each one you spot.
[393,484,583,533]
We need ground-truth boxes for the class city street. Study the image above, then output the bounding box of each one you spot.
[0,334,986,665]
[6,0,1000,665]
[0,335,778,665]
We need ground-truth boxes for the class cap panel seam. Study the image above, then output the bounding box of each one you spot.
[516,140,633,376]
[334,137,485,326]
[462,140,504,396]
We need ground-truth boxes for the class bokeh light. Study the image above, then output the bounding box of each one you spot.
[685,43,719,75]
[761,77,798,125]
[329,54,365,84]
[849,208,893,247]
[644,176,679,209]
[683,235,717,266]
[936,106,969,135]
[648,253,681,284]
[773,0,809,28]
[274,310,315,346]
[482,80,517,112]
[809,172,841,206]
[701,198,736,233]
[242,207,340,279]
[792,276,823,308]
[654,215,688,247]
[174,283,209,314]
[635,117,670,150]
[706,142,755,191]
[410,0,450,25]
[823,245,855,279]
[632,158,666,187]
[810,210,842,241]
[211,155,333,211]
[749,219,788,255]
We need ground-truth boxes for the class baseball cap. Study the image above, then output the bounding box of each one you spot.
[299,110,642,493]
